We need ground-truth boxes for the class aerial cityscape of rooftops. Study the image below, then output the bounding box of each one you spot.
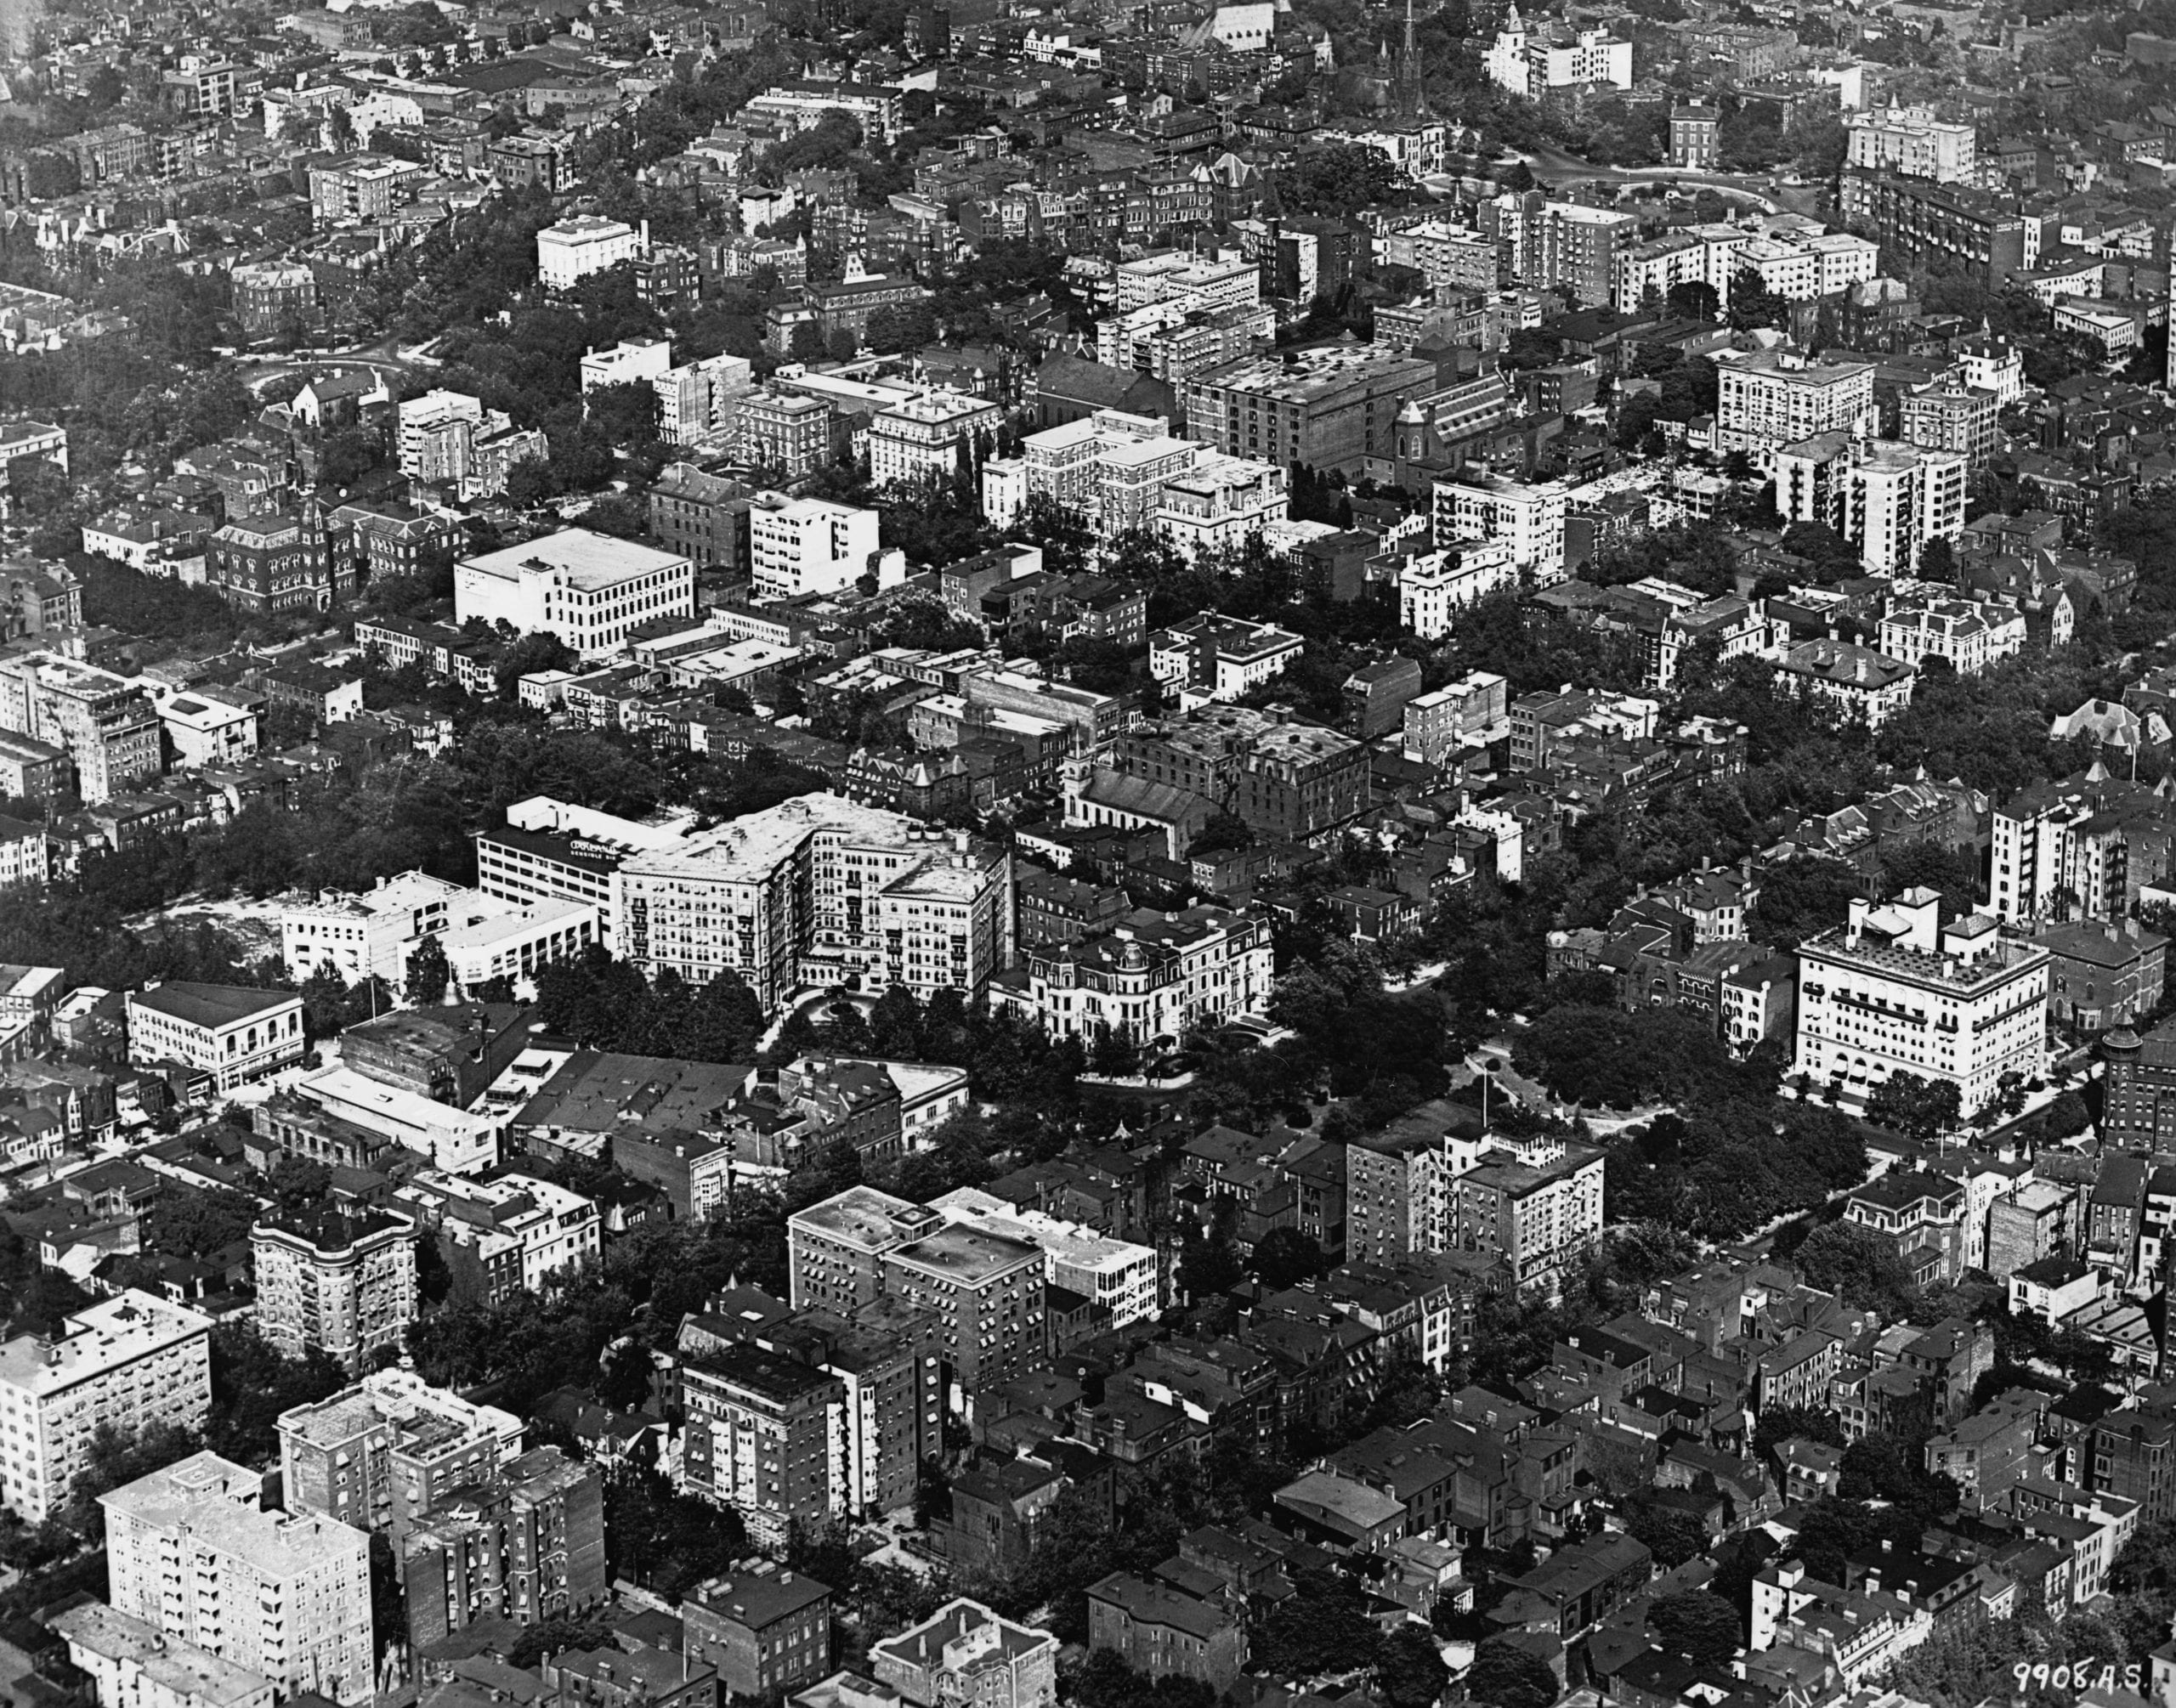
[10,1,2176,1707]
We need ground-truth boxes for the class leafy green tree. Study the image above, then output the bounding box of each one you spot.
[1250,1569,1382,1676]
[1792,1219,1918,1317]
[144,1187,259,1260]
[1462,1637,1559,1708]
[1626,1499,1708,1568]
[1376,1626,1448,1708]
[405,934,451,1005]
[1865,1072,1961,1140]
[1648,1590,1742,1666]
[1253,1226,1325,1292]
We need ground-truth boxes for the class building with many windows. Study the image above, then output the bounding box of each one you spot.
[989,903,1272,1046]
[538,215,641,288]
[1185,346,1441,475]
[1483,8,1631,96]
[277,1366,523,1541]
[0,651,161,804]
[870,389,1003,489]
[1845,105,1977,181]
[102,1451,373,1705]
[1716,351,1878,463]
[125,983,304,1091]
[1793,888,2050,1119]
[400,1445,605,1647]
[252,1207,421,1375]
[683,1569,834,1700]
[1400,538,1521,638]
[615,795,1014,1010]
[679,1342,847,1547]
[749,493,880,600]
[1774,434,1966,576]
[454,529,694,658]
[0,1292,212,1523]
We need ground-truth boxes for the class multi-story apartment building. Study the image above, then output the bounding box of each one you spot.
[1990,772,2176,927]
[788,1185,941,1313]
[1716,352,1878,463]
[0,651,160,803]
[537,215,641,289]
[454,529,694,658]
[1153,452,1289,563]
[746,82,901,144]
[683,1569,834,1700]
[872,1601,1057,1708]
[1900,384,1999,470]
[657,353,753,447]
[738,391,837,479]
[205,511,333,616]
[679,1342,845,1547]
[870,389,1003,489]
[990,904,1273,1046]
[1845,105,1977,181]
[1400,539,1521,640]
[1404,670,1510,766]
[394,1171,601,1307]
[124,983,303,1091]
[649,463,754,571]
[615,794,1014,1011]
[1184,346,1441,475]
[1775,435,1967,576]
[252,1207,421,1375]
[1148,614,1304,704]
[1111,705,1369,841]
[1839,173,2032,286]
[102,1451,372,1705]
[1844,1170,1969,1284]
[932,1188,1160,1327]
[401,1445,606,1647]
[1478,193,1638,308]
[1431,473,1569,587]
[473,796,690,953]
[1793,889,2050,1119]
[1449,1141,1607,1295]
[278,1366,523,1541]
[1483,9,1631,96]
[0,1292,212,1523]
[881,1224,1046,1399]
[748,493,879,599]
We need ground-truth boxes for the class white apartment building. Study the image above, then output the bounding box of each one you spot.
[1793,888,2049,1119]
[125,983,303,1092]
[1153,453,1289,563]
[1959,336,2025,409]
[745,82,900,144]
[1777,436,1965,577]
[0,1292,212,1523]
[454,529,694,657]
[102,1451,373,1705]
[51,1600,275,1708]
[579,337,673,393]
[1149,614,1304,705]
[1400,537,1519,639]
[1845,105,1977,181]
[1112,250,1260,314]
[1484,7,1630,97]
[1404,670,1509,766]
[281,869,469,986]
[869,388,1003,489]
[932,1188,1159,1327]
[1803,232,1882,297]
[398,391,522,494]
[1776,640,1916,728]
[394,1170,602,1297]
[1612,224,1748,313]
[657,353,754,447]
[537,215,640,289]
[615,794,1015,1011]
[147,683,258,769]
[1431,474,1567,585]
[990,904,1273,1045]
[749,493,880,600]
[1878,596,2025,676]
[1715,351,1878,463]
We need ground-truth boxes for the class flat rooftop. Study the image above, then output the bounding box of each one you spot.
[460,528,689,592]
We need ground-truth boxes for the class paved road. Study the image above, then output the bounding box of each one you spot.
[237,333,419,393]
[1519,141,1789,212]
